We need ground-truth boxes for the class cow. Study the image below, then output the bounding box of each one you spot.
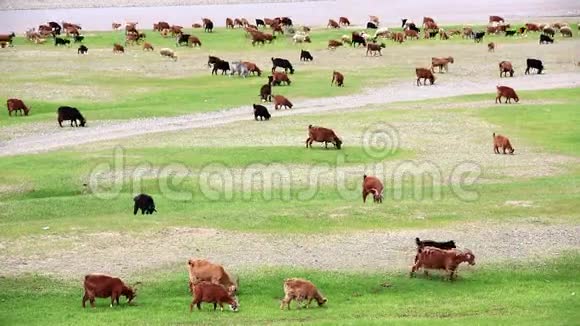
[300,49,313,61]
[57,106,86,127]
[280,278,327,310]
[133,193,156,215]
[410,247,475,280]
[142,42,154,51]
[328,39,343,49]
[362,175,383,203]
[259,76,273,102]
[203,18,214,32]
[273,95,293,110]
[113,43,124,53]
[254,104,271,120]
[489,15,504,23]
[331,71,344,87]
[230,61,249,78]
[6,98,30,116]
[242,61,261,76]
[271,71,291,86]
[539,34,554,44]
[190,282,239,312]
[431,57,454,73]
[187,259,238,294]
[499,61,514,77]
[77,45,88,54]
[82,274,138,308]
[271,57,294,74]
[525,58,544,74]
[225,18,234,29]
[488,42,495,52]
[339,17,350,26]
[496,86,519,104]
[306,125,342,149]
[54,37,70,47]
[366,43,385,56]
[416,68,435,86]
[160,48,178,61]
[473,31,485,42]
[328,19,340,29]
[351,32,366,47]
[493,133,515,154]
[212,60,230,75]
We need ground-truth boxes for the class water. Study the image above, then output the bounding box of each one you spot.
[0,0,579,32]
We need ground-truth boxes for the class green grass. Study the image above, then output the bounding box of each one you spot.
[1,255,578,325]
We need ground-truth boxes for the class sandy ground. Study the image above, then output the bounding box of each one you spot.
[0,221,578,279]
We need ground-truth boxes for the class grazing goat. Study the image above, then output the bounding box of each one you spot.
[411,248,475,280]
[328,19,340,29]
[212,60,230,75]
[187,259,238,294]
[525,23,541,32]
[366,22,378,29]
[539,34,554,44]
[488,42,495,52]
[431,57,454,73]
[253,104,271,120]
[273,95,293,110]
[542,27,555,37]
[499,61,514,77]
[160,48,178,61]
[280,278,326,310]
[493,133,515,154]
[328,39,343,49]
[77,45,88,54]
[57,106,86,127]
[113,43,124,53]
[73,35,84,43]
[416,68,435,86]
[242,61,261,76]
[496,86,519,104]
[54,37,70,47]
[405,30,419,39]
[505,30,516,36]
[351,32,366,47]
[142,42,154,51]
[6,98,30,116]
[225,18,234,29]
[271,71,291,86]
[300,49,313,61]
[331,71,344,87]
[259,76,273,102]
[256,19,265,27]
[133,193,156,215]
[525,58,544,74]
[83,274,138,308]
[366,43,385,56]
[560,27,572,37]
[190,282,239,312]
[306,125,342,149]
[230,61,249,78]
[271,57,294,74]
[362,175,383,203]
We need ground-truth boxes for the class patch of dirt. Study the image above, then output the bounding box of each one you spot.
[0,222,578,279]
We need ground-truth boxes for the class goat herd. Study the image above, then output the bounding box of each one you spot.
[2,13,576,313]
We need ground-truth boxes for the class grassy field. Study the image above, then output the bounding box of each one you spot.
[1,255,578,325]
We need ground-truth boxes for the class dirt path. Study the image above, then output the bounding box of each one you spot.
[1,72,579,157]
[0,222,578,279]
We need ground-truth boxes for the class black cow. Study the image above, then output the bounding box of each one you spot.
[505,30,516,36]
[259,76,273,102]
[73,35,84,43]
[77,45,88,54]
[256,19,265,27]
[57,106,86,127]
[176,33,191,46]
[366,22,377,29]
[133,193,156,215]
[204,21,214,33]
[48,21,61,35]
[300,49,313,61]
[212,60,230,75]
[253,104,271,120]
[473,31,485,42]
[54,37,71,46]
[351,33,366,47]
[525,58,544,74]
[271,57,294,74]
[539,34,553,44]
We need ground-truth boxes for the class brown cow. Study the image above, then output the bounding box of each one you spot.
[142,42,154,51]
[187,259,238,295]
[362,175,383,203]
[328,19,340,28]
[489,15,504,23]
[331,71,344,87]
[431,57,454,73]
[82,273,138,308]
[328,39,343,49]
[226,18,234,29]
[306,125,342,149]
[493,133,515,154]
[339,17,350,26]
[525,23,541,32]
[366,43,385,56]
[496,86,519,104]
[272,71,291,86]
[243,61,261,76]
[113,43,124,53]
[280,278,327,310]
[488,42,495,52]
[6,98,30,116]
[190,282,239,312]
[411,247,475,280]
[416,68,435,86]
[499,61,514,77]
[273,95,293,110]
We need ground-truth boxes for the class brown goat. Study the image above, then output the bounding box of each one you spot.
[187,259,238,295]
[405,29,419,39]
[82,273,138,308]
[190,282,238,312]
[142,42,154,51]
[226,18,234,29]
[339,17,351,26]
[488,42,495,52]
[328,39,343,49]
[188,36,202,47]
[273,95,293,110]
[496,86,519,103]
[431,56,454,73]
[525,23,541,32]
[272,71,291,86]
[411,247,475,280]
[242,61,261,76]
[280,278,327,310]
[306,125,342,149]
[331,71,344,87]
[260,76,273,102]
[392,32,405,43]
[328,19,340,28]
[366,43,385,56]
[362,175,384,203]
[6,98,30,116]
[493,133,515,154]
[499,61,514,77]
[113,43,124,53]
[416,68,435,86]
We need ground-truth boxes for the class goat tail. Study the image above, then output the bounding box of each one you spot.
[415,237,421,246]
